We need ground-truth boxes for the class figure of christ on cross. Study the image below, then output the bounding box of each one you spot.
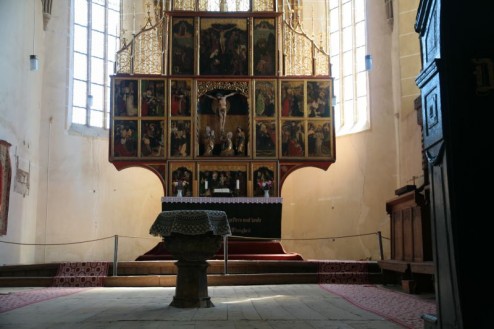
[205,91,238,133]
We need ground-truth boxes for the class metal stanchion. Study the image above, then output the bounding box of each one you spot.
[377,231,384,260]
[113,235,119,276]
[223,235,228,275]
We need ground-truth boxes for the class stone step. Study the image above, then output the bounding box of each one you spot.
[0,260,384,287]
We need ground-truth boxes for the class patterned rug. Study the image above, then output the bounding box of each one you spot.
[52,262,110,287]
[317,260,380,284]
[0,288,87,313]
[320,284,436,329]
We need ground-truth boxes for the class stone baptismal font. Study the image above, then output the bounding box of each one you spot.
[150,209,231,308]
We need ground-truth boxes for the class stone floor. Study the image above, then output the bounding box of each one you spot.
[0,284,412,329]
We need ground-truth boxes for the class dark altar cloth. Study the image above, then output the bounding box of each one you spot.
[161,197,282,239]
[150,209,231,237]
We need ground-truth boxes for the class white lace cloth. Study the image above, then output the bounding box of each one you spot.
[161,196,283,204]
[150,210,231,237]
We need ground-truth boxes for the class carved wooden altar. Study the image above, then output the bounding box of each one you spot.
[109,1,335,197]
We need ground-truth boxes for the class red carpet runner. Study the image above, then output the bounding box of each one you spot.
[52,262,110,287]
[0,288,87,313]
[320,284,436,329]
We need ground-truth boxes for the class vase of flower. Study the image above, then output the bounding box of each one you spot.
[258,179,273,198]
[174,179,187,197]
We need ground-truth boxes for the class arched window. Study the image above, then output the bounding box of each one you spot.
[329,0,369,136]
[70,0,121,135]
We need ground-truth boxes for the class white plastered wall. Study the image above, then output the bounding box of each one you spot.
[0,0,421,264]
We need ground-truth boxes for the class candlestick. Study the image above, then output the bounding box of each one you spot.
[205,180,208,189]
[236,179,240,190]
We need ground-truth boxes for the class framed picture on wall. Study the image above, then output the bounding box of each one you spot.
[0,140,11,235]
[169,161,194,197]
[141,79,165,117]
[140,120,165,158]
[170,79,192,116]
[280,80,304,117]
[199,18,248,75]
[254,80,276,117]
[113,79,139,117]
[170,17,195,75]
[253,18,276,76]
[169,120,192,158]
[112,120,138,158]
[281,120,305,158]
[307,80,332,118]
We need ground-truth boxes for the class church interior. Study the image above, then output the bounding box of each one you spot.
[0,0,492,328]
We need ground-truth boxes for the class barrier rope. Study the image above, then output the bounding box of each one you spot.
[0,232,389,276]
[0,231,389,246]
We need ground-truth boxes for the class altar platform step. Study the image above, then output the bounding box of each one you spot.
[135,240,305,261]
[0,260,384,287]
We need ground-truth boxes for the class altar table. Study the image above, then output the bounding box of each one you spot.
[150,209,231,308]
[161,197,282,239]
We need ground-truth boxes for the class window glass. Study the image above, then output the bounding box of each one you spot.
[91,57,105,85]
[74,0,88,26]
[73,53,88,80]
[342,26,352,52]
[92,3,105,32]
[329,0,369,136]
[71,0,120,132]
[72,106,87,125]
[108,10,120,36]
[355,46,365,72]
[342,2,352,27]
[342,50,353,76]
[91,30,105,58]
[73,80,87,107]
[107,35,118,61]
[90,109,104,128]
[330,32,339,56]
[354,0,365,22]
[356,71,367,97]
[329,10,339,33]
[91,83,104,111]
[74,25,87,53]
[343,76,354,101]
[355,21,366,47]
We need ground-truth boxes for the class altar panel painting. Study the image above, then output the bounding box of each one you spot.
[114,79,138,117]
[113,120,138,158]
[170,120,192,158]
[281,120,305,158]
[169,162,194,197]
[307,80,331,117]
[255,120,276,158]
[170,79,192,116]
[171,18,195,75]
[253,18,276,76]
[200,18,248,75]
[141,79,165,117]
[307,120,333,158]
[141,120,165,158]
[280,80,304,117]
